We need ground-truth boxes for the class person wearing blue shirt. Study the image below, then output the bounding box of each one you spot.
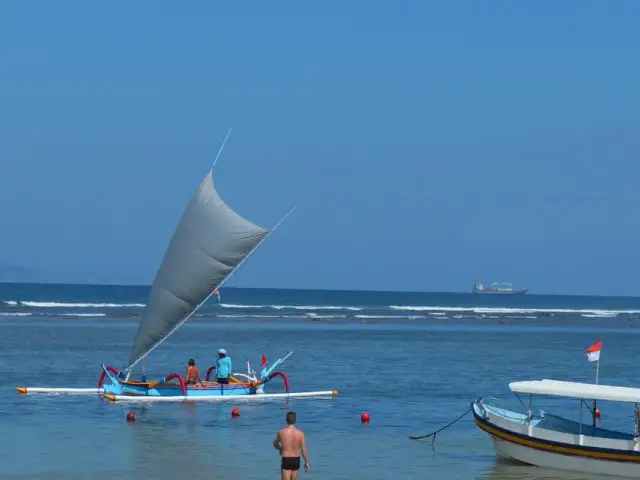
[216,348,232,384]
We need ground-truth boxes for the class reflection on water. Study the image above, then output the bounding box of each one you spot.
[476,458,616,480]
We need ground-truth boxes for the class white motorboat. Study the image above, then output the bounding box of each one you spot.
[474,379,640,478]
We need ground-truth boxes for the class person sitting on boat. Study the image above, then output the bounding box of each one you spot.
[186,358,202,385]
[215,348,232,384]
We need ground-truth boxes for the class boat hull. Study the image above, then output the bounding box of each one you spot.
[100,366,258,397]
[104,381,257,397]
[472,289,528,295]
[473,401,640,478]
[489,435,640,478]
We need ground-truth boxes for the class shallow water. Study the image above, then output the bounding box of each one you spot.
[2,311,640,479]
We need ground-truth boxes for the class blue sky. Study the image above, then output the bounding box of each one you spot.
[1,1,639,295]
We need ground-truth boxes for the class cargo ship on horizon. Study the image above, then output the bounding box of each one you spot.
[472,281,528,295]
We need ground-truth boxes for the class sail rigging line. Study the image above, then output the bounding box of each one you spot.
[126,205,297,374]
[212,128,233,169]
[215,206,297,291]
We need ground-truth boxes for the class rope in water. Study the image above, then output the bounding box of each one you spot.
[408,407,472,443]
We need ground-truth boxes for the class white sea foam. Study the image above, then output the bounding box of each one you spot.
[220,303,362,311]
[0,312,32,316]
[2,300,145,308]
[275,305,362,311]
[389,305,639,315]
[218,303,263,309]
[305,313,348,318]
[2,298,636,319]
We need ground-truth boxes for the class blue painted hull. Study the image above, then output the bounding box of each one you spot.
[100,365,259,397]
[105,382,258,397]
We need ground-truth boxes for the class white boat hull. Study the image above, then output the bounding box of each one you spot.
[490,434,640,478]
[474,401,640,479]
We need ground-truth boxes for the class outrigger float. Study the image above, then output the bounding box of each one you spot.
[15,131,338,403]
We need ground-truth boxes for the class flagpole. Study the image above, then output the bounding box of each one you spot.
[596,336,602,385]
[593,336,602,426]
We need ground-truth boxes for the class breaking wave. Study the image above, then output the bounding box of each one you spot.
[219,303,362,311]
[2,301,145,308]
[388,305,637,316]
[2,298,639,321]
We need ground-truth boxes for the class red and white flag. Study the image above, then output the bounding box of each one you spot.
[586,339,602,362]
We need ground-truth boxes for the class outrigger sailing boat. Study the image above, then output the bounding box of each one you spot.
[474,380,640,478]
[15,132,338,403]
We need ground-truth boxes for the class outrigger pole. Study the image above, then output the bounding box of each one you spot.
[104,390,338,403]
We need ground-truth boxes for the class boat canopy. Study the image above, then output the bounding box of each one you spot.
[509,379,640,403]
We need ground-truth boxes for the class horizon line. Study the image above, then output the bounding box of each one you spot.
[0,280,639,300]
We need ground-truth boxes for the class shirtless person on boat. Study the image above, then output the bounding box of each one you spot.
[185,359,202,385]
[273,411,309,479]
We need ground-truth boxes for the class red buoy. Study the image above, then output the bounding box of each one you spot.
[361,412,370,424]
[595,408,601,418]
[126,412,136,422]
[231,408,240,417]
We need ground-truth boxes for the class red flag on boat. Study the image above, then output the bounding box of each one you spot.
[261,354,267,367]
[586,339,602,362]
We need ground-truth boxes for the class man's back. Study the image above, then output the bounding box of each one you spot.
[186,365,199,382]
[274,411,309,478]
[278,426,304,457]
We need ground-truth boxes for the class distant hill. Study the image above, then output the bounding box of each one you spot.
[0,264,47,283]
[0,264,146,285]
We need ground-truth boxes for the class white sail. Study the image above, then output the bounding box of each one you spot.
[127,171,269,371]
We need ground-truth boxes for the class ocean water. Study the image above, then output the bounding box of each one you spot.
[2,283,640,479]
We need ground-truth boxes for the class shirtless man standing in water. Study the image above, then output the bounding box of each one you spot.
[273,411,309,479]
